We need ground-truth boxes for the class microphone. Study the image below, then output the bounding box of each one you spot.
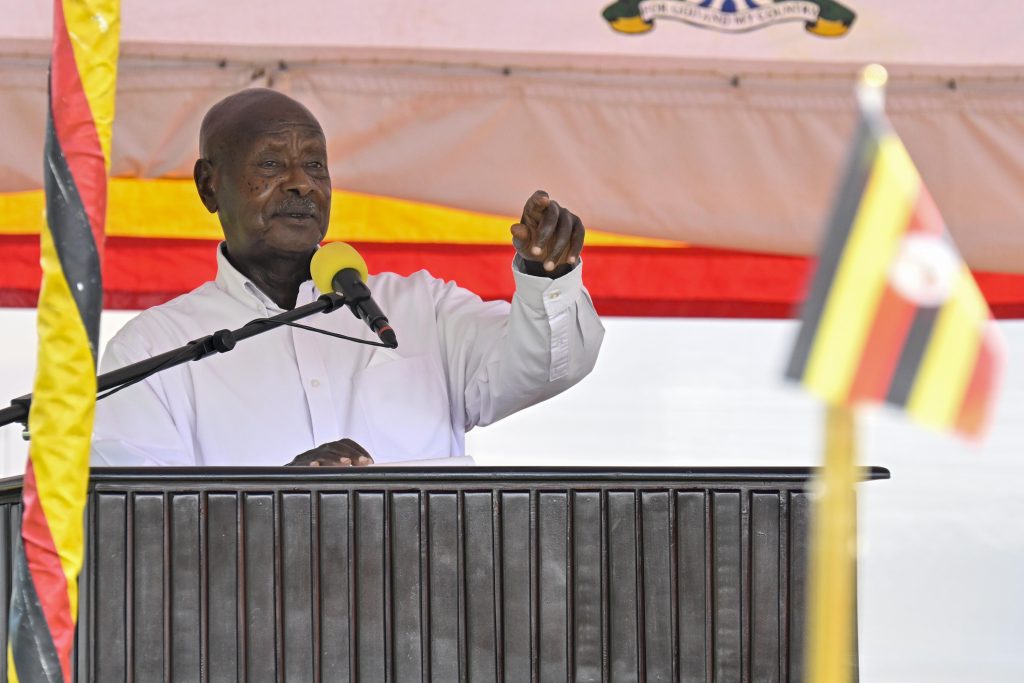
[310,242,398,349]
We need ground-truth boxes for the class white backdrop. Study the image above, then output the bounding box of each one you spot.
[1,309,1022,681]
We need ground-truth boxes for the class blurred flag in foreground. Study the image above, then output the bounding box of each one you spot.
[6,0,120,681]
[786,63,1006,683]
[786,71,1005,438]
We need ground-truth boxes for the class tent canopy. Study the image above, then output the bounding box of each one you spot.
[2,0,1023,272]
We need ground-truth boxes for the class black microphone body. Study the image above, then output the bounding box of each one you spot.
[332,268,398,349]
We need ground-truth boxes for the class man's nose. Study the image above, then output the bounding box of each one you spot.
[283,165,315,196]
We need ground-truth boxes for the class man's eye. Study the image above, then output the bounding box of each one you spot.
[259,160,280,168]
[306,161,325,169]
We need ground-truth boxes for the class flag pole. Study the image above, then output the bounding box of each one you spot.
[803,64,887,683]
[806,403,859,682]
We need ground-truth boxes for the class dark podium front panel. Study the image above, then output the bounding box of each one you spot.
[0,466,888,682]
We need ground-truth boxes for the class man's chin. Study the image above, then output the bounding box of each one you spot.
[267,223,327,255]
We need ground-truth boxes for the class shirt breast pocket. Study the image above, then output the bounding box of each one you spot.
[351,353,451,462]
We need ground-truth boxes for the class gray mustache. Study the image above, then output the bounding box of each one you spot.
[276,198,318,216]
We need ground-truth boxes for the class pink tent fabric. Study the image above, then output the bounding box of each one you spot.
[2,0,1022,270]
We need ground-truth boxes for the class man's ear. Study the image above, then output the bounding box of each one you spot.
[194,158,218,214]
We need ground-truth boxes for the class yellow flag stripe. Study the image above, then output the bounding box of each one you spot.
[906,266,989,427]
[802,136,920,403]
[61,0,120,168]
[7,645,19,682]
[28,225,95,618]
[0,180,682,248]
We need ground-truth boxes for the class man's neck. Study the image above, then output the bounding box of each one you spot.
[225,247,311,310]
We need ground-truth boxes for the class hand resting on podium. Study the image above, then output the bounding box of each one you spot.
[286,438,374,467]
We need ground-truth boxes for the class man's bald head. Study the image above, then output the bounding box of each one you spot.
[199,89,324,163]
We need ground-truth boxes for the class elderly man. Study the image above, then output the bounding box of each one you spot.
[91,89,604,467]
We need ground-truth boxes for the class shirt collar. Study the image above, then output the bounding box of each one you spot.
[214,242,316,314]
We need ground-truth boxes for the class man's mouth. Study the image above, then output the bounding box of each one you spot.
[275,199,319,221]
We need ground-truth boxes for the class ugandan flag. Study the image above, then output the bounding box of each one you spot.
[7,1,120,681]
[786,101,1005,438]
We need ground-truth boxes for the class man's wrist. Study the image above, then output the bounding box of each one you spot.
[516,255,576,279]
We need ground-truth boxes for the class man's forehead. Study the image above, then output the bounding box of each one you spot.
[249,123,326,143]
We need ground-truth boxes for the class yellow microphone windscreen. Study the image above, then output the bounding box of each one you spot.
[310,242,369,293]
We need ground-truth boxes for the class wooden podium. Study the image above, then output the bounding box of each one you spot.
[0,466,888,682]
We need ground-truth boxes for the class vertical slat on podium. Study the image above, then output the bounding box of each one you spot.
[94,493,127,681]
[427,492,460,682]
[538,492,568,681]
[281,493,314,681]
[77,499,90,683]
[641,492,673,682]
[390,492,423,683]
[171,494,201,682]
[499,492,530,683]
[355,492,386,683]
[0,505,9,681]
[608,491,640,682]
[133,494,165,680]
[318,493,351,681]
[788,491,810,683]
[676,492,707,683]
[206,494,239,682]
[463,492,497,683]
[10,505,22,677]
[712,491,743,683]
[571,491,602,681]
[751,493,782,682]
[244,494,277,682]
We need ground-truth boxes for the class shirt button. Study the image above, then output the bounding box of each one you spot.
[310,379,321,389]
[547,290,561,300]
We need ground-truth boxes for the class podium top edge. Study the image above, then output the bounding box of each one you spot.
[0,465,891,492]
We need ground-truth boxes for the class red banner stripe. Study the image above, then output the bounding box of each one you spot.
[3,234,1024,318]
[18,461,74,678]
[50,0,107,253]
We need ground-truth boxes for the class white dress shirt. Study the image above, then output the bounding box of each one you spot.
[91,245,604,466]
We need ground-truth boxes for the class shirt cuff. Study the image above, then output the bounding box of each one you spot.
[512,255,584,381]
[511,255,583,316]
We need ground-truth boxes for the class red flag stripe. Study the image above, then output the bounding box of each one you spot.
[954,328,1001,437]
[845,283,919,403]
[907,187,945,236]
[18,462,75,671]
[50,0,107,252]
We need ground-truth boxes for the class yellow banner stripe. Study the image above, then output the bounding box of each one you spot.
[28,224,94,618]
[61,0,120,168]
[803,136,920,403]
[0,180,683,248]
[906,266,988,428]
